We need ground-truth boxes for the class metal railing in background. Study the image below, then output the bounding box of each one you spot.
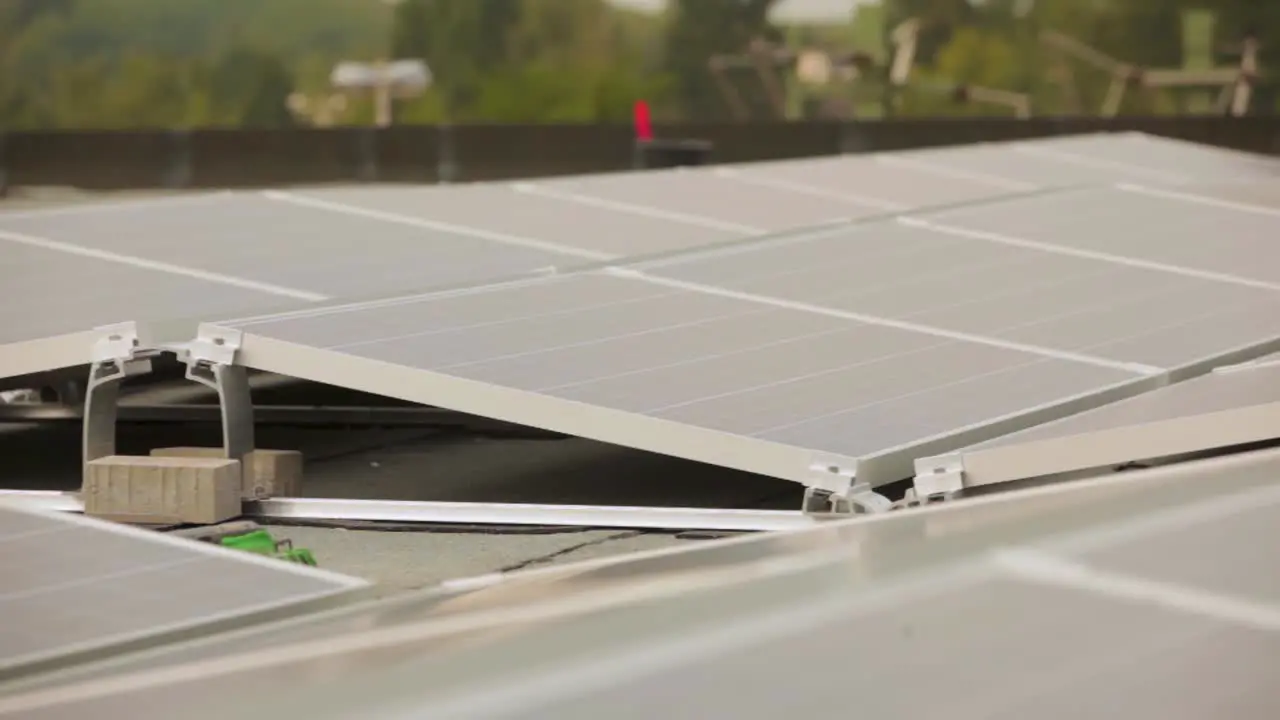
[1,115,1277,191]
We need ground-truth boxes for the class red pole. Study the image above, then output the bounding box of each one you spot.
[633,100,653,142]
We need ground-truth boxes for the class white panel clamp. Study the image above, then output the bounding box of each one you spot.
[911,457,965,504]
[802,455,891,515]
[90,321,155,366]
[186,324,243,367]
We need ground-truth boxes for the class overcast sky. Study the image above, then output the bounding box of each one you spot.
[610,0,867,22]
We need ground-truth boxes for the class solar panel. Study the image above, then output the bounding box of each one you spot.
[220,448,1280,720]
[1,133,1272,383]
[207,172,1280,490]
[7,445,1278,720]
[916,355,1280,492]
[0,191,571,343]
[0,502,367,682]
[216,261,1149,489]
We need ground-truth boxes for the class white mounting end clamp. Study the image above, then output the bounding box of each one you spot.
[909,456,965,506]
[802,455,892,516]
[184,324,243,367]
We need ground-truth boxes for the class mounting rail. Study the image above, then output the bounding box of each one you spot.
[0,491,819,533]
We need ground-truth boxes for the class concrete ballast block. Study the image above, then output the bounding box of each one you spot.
[83,455,241,525]
[150,447,303,498]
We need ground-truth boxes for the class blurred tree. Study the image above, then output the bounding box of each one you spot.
[206,48,298,127]
[849,1,887,61]
[882,0,973,65]
[661,0,781,120]
[0,0,77,126]
[901,25,1019,115]
[1,0,75,31]
[392,0,521,119]
[0,0,378,129]
[395,0,665,123]
[37,53,205,129]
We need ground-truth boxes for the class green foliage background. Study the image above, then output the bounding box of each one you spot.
[0,0,1275,129]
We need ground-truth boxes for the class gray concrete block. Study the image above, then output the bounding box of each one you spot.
[84,455,242,525]
[150,447,303,498]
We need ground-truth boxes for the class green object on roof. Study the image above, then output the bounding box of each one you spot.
[220,529,318,567]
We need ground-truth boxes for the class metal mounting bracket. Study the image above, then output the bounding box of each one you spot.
[911,458,965,504]
[802,483,893,516]
[802,455,891,515]
[82,323,159,479]
[184,324,243,367]
[181,326,260,497]
[80,324,261,498]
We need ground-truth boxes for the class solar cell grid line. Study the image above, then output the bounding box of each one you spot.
[259,183,750,258]
[711,152,1036,208]
[914,356,1280,493]
[1020,131,1280,180]
[707,133,1277,213]
[0,190,576,304]
[1116,181,1280,219]
[0,191,234,222]
[261,189,616,261]
[1171,180,1280,211]
[943,140,1178,184]
[911,181,1280,288]
[708,166,908,210]
[27,446,1278,720]
[635,211,1280,375]
[873,152,1040,191]
[877,133,1279,195]
[0,226,329,302]
[0,503,367,683]
[511,140,1102,232]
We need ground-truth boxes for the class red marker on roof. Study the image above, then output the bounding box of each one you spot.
[633,100,653,142]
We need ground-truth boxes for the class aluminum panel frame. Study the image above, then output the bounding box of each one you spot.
[0,503,368,683]
[916,358,1280,492]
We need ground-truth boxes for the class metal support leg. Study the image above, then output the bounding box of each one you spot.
[183,325,260,497]
[82,322,156,488]
[183,362,257,492]
[81,358,154,485]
